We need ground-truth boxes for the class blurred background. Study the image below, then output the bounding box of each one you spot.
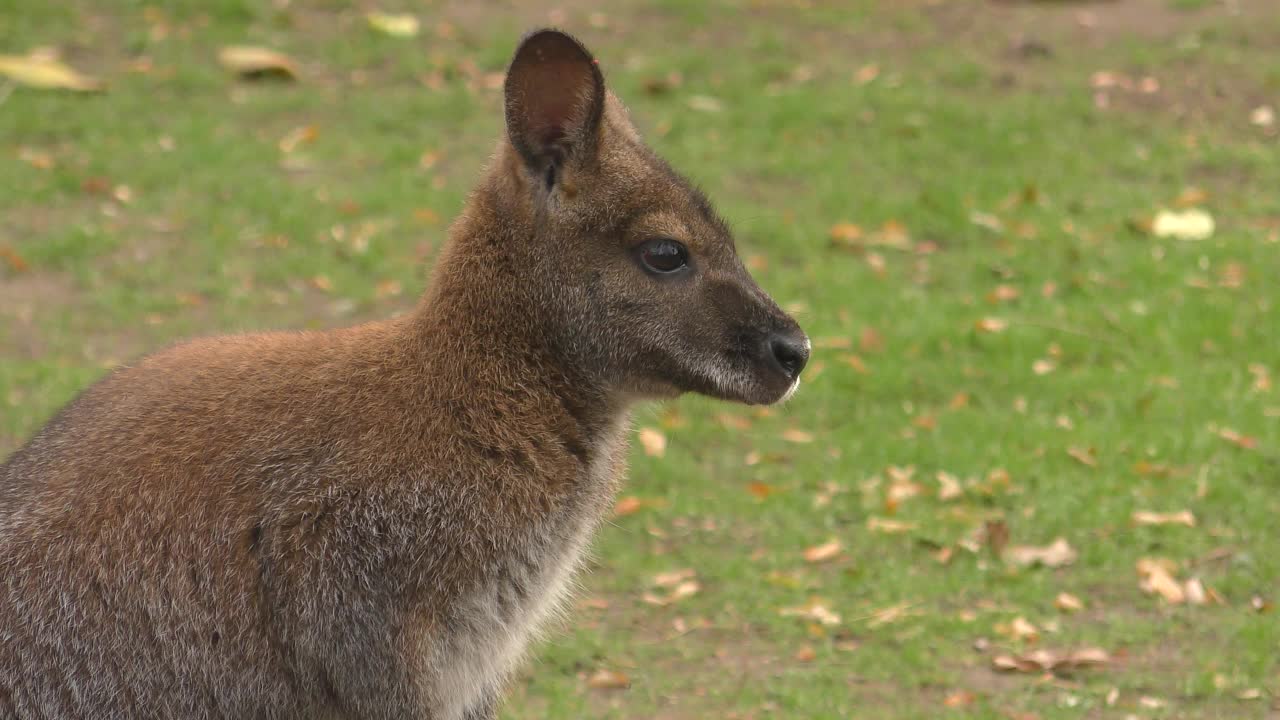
[2,1,1278,717]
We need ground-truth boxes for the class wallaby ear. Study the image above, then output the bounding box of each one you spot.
[504,29,606,185]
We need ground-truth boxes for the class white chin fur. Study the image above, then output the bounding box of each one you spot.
[779,378,801,404]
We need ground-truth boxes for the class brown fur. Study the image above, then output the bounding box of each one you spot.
[0,30,806,719]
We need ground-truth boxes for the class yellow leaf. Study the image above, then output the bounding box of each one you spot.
[217,46,299,80]
[366,11,420,37]
[1152,208,1214,241]
[0,52,103,91]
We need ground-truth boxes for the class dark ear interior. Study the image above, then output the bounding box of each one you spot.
[504,29,606,182]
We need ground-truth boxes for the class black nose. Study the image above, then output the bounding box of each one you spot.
[768,332,810,381]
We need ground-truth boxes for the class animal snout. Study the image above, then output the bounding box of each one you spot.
[767,330,810,381]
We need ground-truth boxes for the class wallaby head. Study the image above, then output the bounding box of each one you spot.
[440,29,808,407]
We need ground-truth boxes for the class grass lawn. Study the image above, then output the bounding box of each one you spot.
[3,0,1278,717]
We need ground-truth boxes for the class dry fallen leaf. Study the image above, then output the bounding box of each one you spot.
[1216,427,1258,450]
[1009,616,1040,643]
[803,539,842,564]
[865,601,919,628]
[867,517,915,534]
[686,95,723,113]
[217,46,299,80]
[637,427,667,457]
[642,579,700,606]
[1066,446,1097,467]
[278,125,318,153]
[943,690,977,708]
[1005,538,1077,568]
[936,471,963,501]
[1054,592,1085,613]
[1132,510,1196,528]
[585,668,631,690]
[366,11,420,37]
[975,317,1009,334]
[779,598,842,626]
[992,647,1110,674]
[0,245,29,273]
[0,51,103,91]
[829,222,864,245]
[613,496,644,517]
[1137,558,1185,604]
[652,568,695,587]
[794,645,817,662]
[1152,208,1214,241]
[781,428,815,444]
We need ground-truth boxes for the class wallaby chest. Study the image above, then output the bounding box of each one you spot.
[425,418,627,720]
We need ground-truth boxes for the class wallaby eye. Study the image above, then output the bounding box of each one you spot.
[637,239,689,275]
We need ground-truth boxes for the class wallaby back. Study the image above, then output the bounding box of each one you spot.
[0,29,807,720]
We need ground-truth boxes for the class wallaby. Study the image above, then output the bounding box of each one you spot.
[0,29,808,719]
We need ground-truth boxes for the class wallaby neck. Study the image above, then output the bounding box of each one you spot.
[407,196,626,448]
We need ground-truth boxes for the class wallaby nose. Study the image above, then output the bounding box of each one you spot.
[768,332,810,381]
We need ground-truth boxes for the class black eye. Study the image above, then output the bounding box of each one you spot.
[637,239,689,275]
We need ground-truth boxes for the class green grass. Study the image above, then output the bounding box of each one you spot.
[3,1,1279,718]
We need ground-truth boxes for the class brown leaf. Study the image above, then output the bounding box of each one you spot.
[781,428,815,444]
[794,645,817,662]
[217,46,299,80]
[0,245,29,273]
[1005,538,1077,568]
[936,471,963,501]
[803,539,842,564]
[986,284,1021,304]
[642,578,700,606]
[585,668,631,690]
[0,51,103,91]
[867,517,915,534]
[715,412,752,430]
[1173,187,1209,208]
[779,598,842,626]
[746,481,776,499]
[613,496,644,517]
[992,647,1110,674]
[1216,427,1258,450]
[1131,510,1196,528]
[854,63,880,84]
[278,125,318,153]
[866,601,919,628]
[1054,592,1085,613]
[652,568,696,587]
[637,427,667,457]
[943,690,977,708]
[859,327,885,353]
[1136,558,1184,604]
[1066,446,1097,467]
[975,317,1008,334]
[829,222,864,245]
